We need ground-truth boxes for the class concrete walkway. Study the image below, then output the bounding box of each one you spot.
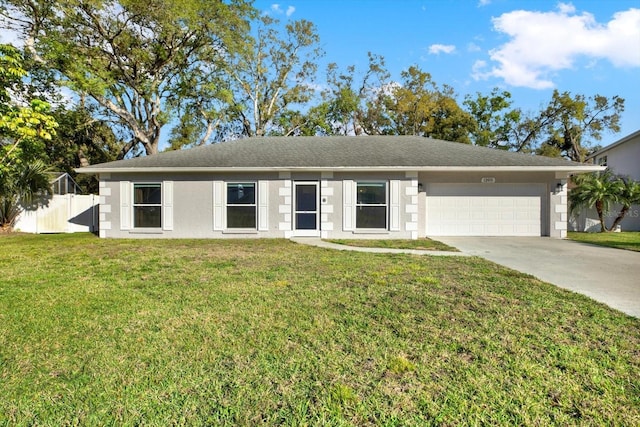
[435,236,640,318]
[290,238,467,257]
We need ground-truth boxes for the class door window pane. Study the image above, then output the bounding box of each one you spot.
[296,185,317,211]
[296,213,316,230]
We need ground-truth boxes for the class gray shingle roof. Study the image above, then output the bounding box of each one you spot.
[78,135,596,171]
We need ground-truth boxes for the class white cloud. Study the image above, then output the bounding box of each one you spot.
[467,42,481,52]
[269,3,295,17]
[428,44,456,55]
[474,4,640,89]
[270,3,282,14]
[478,0,491,6]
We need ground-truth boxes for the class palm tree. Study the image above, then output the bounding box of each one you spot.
[609,177,640,231]
[569,170,623,232]
[0,160,51,232]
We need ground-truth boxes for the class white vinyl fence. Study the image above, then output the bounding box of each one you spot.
[15,194,99,234]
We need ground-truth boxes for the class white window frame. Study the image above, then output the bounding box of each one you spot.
[132,182,162,229]
[225,182,257,230]
[355,181,388,230]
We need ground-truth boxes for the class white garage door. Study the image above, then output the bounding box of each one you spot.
[426,184,545,236]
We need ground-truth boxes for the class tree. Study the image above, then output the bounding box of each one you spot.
[168,15,322,145]
[46,104,120,193]
[0,159,51,231]
[569,170,624,232]
[1,0,253,158]
[536,91,624,162]
[609,177,640,231]
[463,89,624,160]
[231,16,322,139]
[378,66,474,142]
[0,44,55,231]
[463,88,521,149]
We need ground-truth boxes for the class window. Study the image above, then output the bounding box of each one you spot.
[227,183,256,228]
[356,182,387,229]
[133,183,162,228]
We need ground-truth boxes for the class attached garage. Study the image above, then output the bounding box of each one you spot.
[426,183,546,236]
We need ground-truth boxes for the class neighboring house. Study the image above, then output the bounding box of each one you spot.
[571,129,640,232]
[48,172,84,195]
[77,136,602,239]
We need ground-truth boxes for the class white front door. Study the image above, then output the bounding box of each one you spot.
[293,181,320,236]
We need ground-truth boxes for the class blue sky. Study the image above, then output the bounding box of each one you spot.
[258,0,640,148]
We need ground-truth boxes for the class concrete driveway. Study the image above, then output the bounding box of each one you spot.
[435,236,640,318]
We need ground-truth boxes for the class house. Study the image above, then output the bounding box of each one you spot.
[571,129,640,231]
[77,136,602,239]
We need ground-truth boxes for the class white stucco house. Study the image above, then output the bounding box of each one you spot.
[77,136,602,239]
[571,129,640,232]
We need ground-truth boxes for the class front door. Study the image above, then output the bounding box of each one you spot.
[294,181,319,236]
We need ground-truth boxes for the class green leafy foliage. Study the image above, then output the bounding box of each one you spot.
[464,89,521,149]
[463,88,623,160]
[2,0,254,157]
[0,44,55,231]
[570,170,640,232]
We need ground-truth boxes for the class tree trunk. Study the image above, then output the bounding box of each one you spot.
[608,206,629,232]
[595,200,608,232]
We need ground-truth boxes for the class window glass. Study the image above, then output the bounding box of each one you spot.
[357,182,386,204]
[133,183,161,228]
[134,184,162,204]
[356,206,387,229]
[356,182,387,229]
[227,183,256,228]
[227,183,255,205]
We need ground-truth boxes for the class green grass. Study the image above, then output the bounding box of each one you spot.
[1,234,639,426]
[326,237,458,251]
[567,231,640,252]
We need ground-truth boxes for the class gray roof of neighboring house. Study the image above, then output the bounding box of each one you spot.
[78,135,601,172]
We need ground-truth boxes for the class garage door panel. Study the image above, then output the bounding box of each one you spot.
[427,184,544,236]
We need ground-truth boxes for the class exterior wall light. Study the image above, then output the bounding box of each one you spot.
[555,182,563,194]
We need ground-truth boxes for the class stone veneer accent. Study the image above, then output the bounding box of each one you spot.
[278,172,292,237]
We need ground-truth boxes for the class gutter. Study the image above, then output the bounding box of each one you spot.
[76,165,605,175]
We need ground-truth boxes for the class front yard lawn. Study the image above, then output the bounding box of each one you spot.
[567,231,640,252]
[1,234,638,425]
[326,237,458,251]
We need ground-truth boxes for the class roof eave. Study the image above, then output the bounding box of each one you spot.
[586,129,640,160]
[76,165,605,175]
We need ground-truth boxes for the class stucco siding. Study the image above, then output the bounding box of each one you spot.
[98,172,419,239]
[594,134,640,180]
